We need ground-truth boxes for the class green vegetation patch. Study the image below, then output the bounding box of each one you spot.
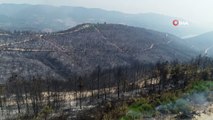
[121,80,213,120]
[186,80,213,93]
[120,98,155,120]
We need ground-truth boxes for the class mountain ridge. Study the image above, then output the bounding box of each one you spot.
[0,3,204,37]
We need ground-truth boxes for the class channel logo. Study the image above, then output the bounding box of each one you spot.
[172,19,189,26]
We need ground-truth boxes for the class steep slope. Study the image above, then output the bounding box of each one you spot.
[185,31,213,56]
[0,4,203,37]
[0,24,197,83]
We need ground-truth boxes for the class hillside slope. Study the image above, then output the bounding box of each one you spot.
[185,31,213,56]
[0,24,197,82]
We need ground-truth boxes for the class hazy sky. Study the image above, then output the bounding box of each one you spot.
[0,0,212,28]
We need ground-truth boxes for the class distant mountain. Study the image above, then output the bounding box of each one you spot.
[0,4,203,37]
[185,31,213,56]
[0,23,197,82]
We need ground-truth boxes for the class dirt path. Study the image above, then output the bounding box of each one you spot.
[193,103,213,120]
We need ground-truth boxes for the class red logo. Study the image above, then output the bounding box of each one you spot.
[173,20,179,26]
